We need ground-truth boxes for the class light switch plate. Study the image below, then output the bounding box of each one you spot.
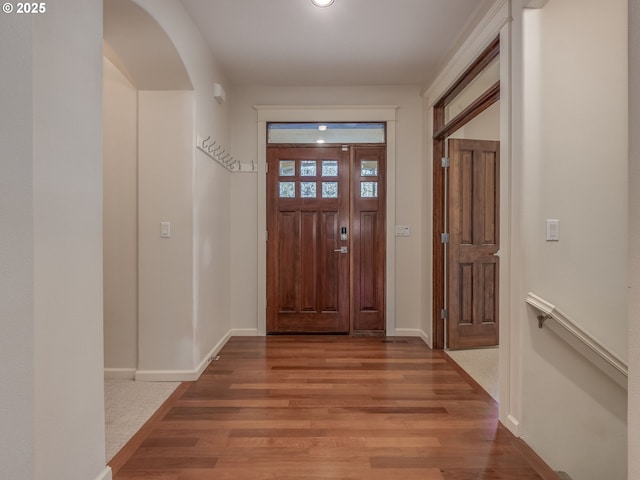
[546,219,559,241]
[160,221,171,238]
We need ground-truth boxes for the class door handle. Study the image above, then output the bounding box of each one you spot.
[334,246,348,254]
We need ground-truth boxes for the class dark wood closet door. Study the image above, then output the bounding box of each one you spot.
[447,139,499,348]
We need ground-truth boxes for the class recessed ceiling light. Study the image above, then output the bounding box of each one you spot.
[316,139,326,144]
[318,125,328,131]
[311,0,334,7]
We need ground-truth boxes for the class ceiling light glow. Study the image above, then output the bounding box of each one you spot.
[318,125,328,131]
[316,139,326,144]
[311,0,334,7]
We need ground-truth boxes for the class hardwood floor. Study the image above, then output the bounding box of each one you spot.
[110,336,558,480]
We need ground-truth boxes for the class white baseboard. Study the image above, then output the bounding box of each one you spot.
[135,330,234,382]
[395,328,431,347]
[104,368,136,380]
[505,414,521,437]
[94,466,112,480]
[134,369,204,382]
[230,328,259,336]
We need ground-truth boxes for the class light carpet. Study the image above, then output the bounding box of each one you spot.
[104,379,180,462]
[446,347,499,401]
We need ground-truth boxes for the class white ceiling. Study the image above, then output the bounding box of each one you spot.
[180,0,494,87]
[105,0,194,90]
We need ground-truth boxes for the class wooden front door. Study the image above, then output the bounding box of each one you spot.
[267,145,386,334]
[447,139,499,348]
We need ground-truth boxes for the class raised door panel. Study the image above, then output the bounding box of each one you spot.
[319,211,340,313]
[277,211,298,313]
[300,211,318,312]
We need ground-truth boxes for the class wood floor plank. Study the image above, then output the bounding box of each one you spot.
[111,336,558,480]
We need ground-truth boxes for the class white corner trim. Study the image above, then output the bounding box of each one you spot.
[418,330,431,348]
[135,330,233,382]
[422,0,509,104]
[104,368,136,380]
[94,466,112,480]
[505,414,521,437]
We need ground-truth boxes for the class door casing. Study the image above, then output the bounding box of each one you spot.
[432,38,500,349]
[255,106,398,336]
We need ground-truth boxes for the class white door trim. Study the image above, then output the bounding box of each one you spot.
[255,105,399,336]
[421,0,519,436]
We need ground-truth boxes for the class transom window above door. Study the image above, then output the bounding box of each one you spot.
[268,122,386,144]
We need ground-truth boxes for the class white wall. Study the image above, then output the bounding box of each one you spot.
[193,146,233,359]
[0,13,35,480]
[628,1,640,478]
[3,10,109,478]
[102,0,233,375]
[522,0,628,359]
[103,57,138,370]
[135,0,233,371]
[138,91,195,371]
[516,1,628,478]
[228,86,425,336]
[3,4,109,479]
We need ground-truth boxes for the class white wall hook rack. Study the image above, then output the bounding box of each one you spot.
[196,135,257,173]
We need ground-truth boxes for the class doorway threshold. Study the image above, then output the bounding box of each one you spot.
[444,347,498,401]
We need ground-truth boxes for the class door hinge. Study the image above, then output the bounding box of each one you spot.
[441,308,448,320]
[265,230,268,241]
[441,157,450,168]
[441,232,449,244]
[265,163,269,174]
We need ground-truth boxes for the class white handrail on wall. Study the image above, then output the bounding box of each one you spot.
[525,292,628,390]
